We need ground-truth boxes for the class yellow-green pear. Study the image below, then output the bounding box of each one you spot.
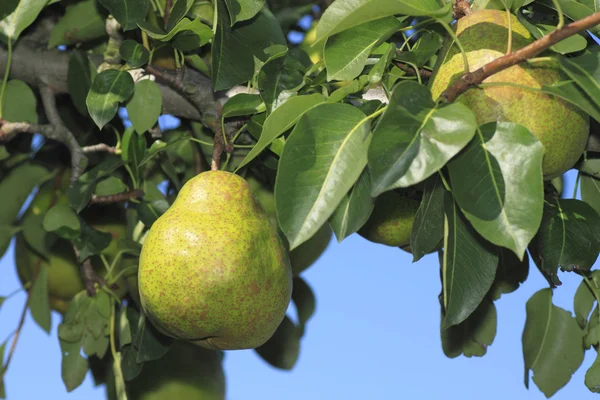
[246,175,332,275]
[108,340,225,400]
[15,172,130,314]
[138,171,292,350]
[358,191,420,247]
[430,9,589,180]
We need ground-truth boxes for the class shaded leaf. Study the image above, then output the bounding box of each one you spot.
[48,0,106,48]
[1,80,37,123]
[98,0,147,31]
[559,53,600,111]
[522,288,585,398]
[68,50,97,117]
[442,192,498,329]
[517,13,586,55]
[368,81,477,195]
[541,80,600,123]
[574,278,595,329]
[441,298,497,358]
[87,70,135,129]
[586,351,600,393]
[120,40,149,68]
[95,176,128,196]
[0,163,50,226]
[329,168,374,242]
[29,265,51,333]
[291,276,316,337]
[255,316,300,370]
[43,204,81,240]
[275,103,370,250]
[0,0,47,42]
[324,17,401,81]
[581,174,600,215]
[448,122,544,260]
[489,248,529,301]
[410,175,444,262]
[212,0,285,90]
[223,0,265,24]
[126,80,162,133]
[222,93,263,118]
[236,93,326,170]
[60,339,89,392]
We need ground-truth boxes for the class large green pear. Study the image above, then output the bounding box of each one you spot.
[107,340,225,400]
[15,172,131,314]
[138,171,292,350]
[247,175,332,275]
[358,191,420,248]
[430,9,589,180]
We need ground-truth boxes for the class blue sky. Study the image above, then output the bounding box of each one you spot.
[0,170,598,400]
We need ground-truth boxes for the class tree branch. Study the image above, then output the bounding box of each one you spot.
[82,143,118,154]
[393,61,432,78]
[90,189,144,204]
[440,11,600,103]
[453,0,472,20]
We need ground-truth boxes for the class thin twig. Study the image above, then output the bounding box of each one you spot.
[90,189,144,204]
[164,0,173,27]
[1,302,27,375]
[72,245,105,296]
[393,61,433,78]
[440,11,600,103]
[82,143,118,154]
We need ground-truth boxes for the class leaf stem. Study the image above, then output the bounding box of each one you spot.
[0,39,12,119]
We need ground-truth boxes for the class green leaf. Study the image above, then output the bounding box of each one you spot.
[0,163,50,226]
[0,0,18,21]
[0,145,8,160]
[120,40,150,68]
[98,0,148,31]
[291,277,316,337]
[314,0,451,43]
[165,0,195,31]
[68,50,97,117]
[223,0,265,25]
[95,176,128,196]
[1,80,37,123]
[472,0,530,12]
[442,192,499,329]
[235,93,326,170]
[574,278,595,329]
[538,0,600,35]
[60,339,89,392]
[212,0,286,90]
[328,75,370,103]
[324,17,401,81]
[48,0,106,48]
[87,69,135,129]
[410,175,444,262]
[329,168,374,242]
[0,0,47,42]
[516,14,586,55]
[579,159,600,179]
[68,156,124,212]
[489,248,529,301]
[368,42,395,84]
[121,126,147,183]
[29,265,52,333]
[119,307,133,348]
[254,316,300,370]
[586,351,600,393]
[559,53,600,111]
[529,199,600,279]
[126,80,162,134]
[139,17,212,48]
[395,30,443,67]
[368,81,477,195]
[447,122,544,260]
[222,93,264,118]
[43,204,81,240]
[581,174,600,215]
[258,49,310,113]
[541,80,600,123]
[139,133,190,166]
[73,220,113,261]
[585,305,600,350]
[441,298,497,358]
[522,288,585,398]
[0,225,14,259]
[275,103,370,250]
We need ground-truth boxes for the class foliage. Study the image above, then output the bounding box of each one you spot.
[1,0,600,398]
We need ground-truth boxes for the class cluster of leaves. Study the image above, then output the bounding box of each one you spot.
[2,0,600,398]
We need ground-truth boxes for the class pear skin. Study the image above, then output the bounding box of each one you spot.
[138,171,292,350]
[430,9,589,180]
[358,191,420,247]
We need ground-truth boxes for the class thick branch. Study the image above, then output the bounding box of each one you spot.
[441,11,600,103]
[0,44,204,120]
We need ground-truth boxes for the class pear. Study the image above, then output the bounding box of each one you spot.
[138,171,292,350]
[358,191,420,247]
[430,9,589,180]
[247,174,332,275]
[107,340,225,400]
[15,173,131,313]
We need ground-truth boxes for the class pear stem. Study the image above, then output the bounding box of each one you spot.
[440,11,600,103]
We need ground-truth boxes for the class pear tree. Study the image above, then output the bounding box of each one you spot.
[2,0,600,398]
